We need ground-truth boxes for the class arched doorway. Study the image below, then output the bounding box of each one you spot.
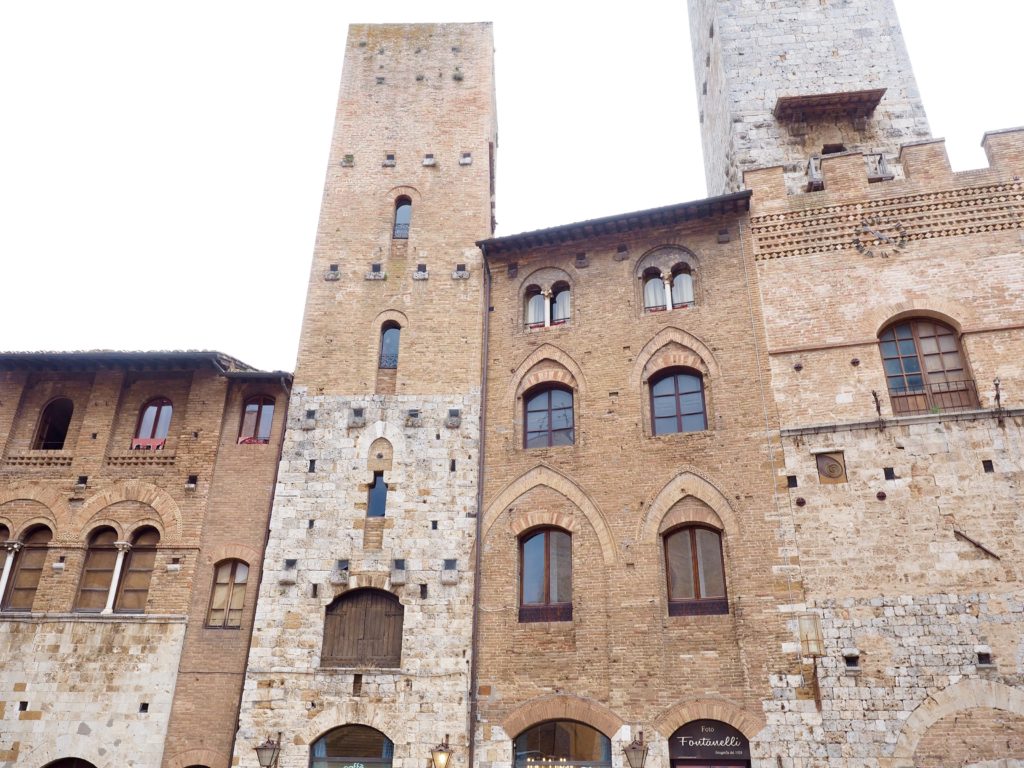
[43,760,98,768]
[669,720,749,768]
[513,720,611,768]
[310,724,394,768]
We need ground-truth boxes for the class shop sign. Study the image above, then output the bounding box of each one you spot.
[668,720,749,760]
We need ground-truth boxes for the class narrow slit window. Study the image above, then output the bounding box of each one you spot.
[393,196,412,239]
[368,471,388,518]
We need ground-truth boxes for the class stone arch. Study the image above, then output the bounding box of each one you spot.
[519,266,574,294]
[203,543,261,568]
[502,694,626,740]
[653,697,765,741]
[384,184,421,203]
[356,423,408,484]
[74,481,182,542]
[632,327,720,386]
[164,748,226,768]
[298,710,398,749]
[884,679,1024,767]
[482,464,617,565]
[634,245,701,278]
[329,572,401,600]
[22,742,104,768]
[868,299,968,337]
[0,484,70,537]
[509,344,587,403]
[371,308,410,330]
[658,499,725,534]
[509,510,577,537]
[80,519,125,541]
[368,437,394,472]
[639,469,739,543]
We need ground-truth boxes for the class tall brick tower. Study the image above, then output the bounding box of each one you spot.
[234,23,496,768]
[689,0,932,194]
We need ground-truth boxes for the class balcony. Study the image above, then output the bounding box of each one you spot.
[865,153,895,182]
[888,378,979,416]
[130,438,166,450]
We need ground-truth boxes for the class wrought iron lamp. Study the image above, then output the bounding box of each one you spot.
[255,732,282,768]
[431,735,453,768]
[623,730,648,768]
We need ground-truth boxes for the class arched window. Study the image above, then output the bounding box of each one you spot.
[513,721,610,768]
[643,269,667,312]
[664,525,727,615]
[379,323,400,369]
[650,369,707,435]
[2,525,51,612]
[393,196,412,239]
[879,318,977,415]
[42,760,99,768]
[311,725,394,768]
[519,528,571,623]
[207,559,249,628]
[524,386,574,448]
[367,471,388,517]
[33,398,73,450]
[114,527,160,613]
[75,527,118,612]
[238,395,275,444]
[133,397,172,449]
[550,282,571,325]
[322,588,404,667]
[671,265,694,308]
[0,525,8,575]
[525,286,546,328]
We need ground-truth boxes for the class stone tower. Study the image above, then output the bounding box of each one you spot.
[689,0,932,195]
[234,23,496,768]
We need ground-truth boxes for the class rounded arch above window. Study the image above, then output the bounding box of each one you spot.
[878,317,976,415]
[311,724,395,767]
[513,720,610,768]
[21,524,53,546]
[86,526,118,547]
[634,246,698,279]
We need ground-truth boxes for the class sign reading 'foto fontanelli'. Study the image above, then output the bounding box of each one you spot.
[669,720,750,760]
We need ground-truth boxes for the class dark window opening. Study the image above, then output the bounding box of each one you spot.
[519,528,571,622]
[513,721,610,768]
[524,386,574,448]
[786,475,798,488]
[368,471,388,518]
[978,652,993,666]
[2,525,53,612]
[239,395,275,444]
[983,459,994,473]
[664,525,727,616]
[74,526,118,612]
[393,196,412,239]
[883,467,896,480]
[33,398,73,450]
[379,323,400,369]
[650,369,707,435]
[822,143,846,154]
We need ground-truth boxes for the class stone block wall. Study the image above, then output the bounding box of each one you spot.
[690,0,931,195]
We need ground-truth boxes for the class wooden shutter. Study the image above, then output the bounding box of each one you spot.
[322,589,403,668]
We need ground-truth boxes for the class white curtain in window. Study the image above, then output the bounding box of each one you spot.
[551,289,570,322]
[526,293,545,325]
[643,276,664,309]
[672,272,694,306]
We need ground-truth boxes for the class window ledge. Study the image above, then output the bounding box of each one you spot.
[0,612,186,625]
[318,664,403,673]
[519,603,572,623]
[668,598,729,616]
[4,450,74,468]
[780,406,1023,438]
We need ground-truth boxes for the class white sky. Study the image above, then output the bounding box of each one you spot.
[0,2,1019,372]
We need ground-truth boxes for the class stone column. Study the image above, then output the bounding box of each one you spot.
[101,541,132,615]
[0,542,22,600]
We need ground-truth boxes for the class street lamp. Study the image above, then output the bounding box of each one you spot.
[431,735,453,768]
[255,732,282,768]
[622,730,648,768]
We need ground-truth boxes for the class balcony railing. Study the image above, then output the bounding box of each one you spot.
[392,223,410,239]
[888,378,979,416]
[378,353,398,370]
[130,438,166,450]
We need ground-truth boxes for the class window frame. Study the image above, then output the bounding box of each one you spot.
[392,196,412,239]
[513,720,611,768]
[206,559,250,629]
[670,264,695,308]
[878,318,977,415]
[550,281,571,325]
[133,397,173,449]
[379,323,400,370]
[113,527,160,614]
[649,368,708,436]
[74,526,119,613]
[518,527,572,623]
[238,395,275,444]
[310,725,395,768]
[663,524,728,616]
[1,525,52,613]
[642,269,667,312]
[523,385,575,449]
[524,286,546,329]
